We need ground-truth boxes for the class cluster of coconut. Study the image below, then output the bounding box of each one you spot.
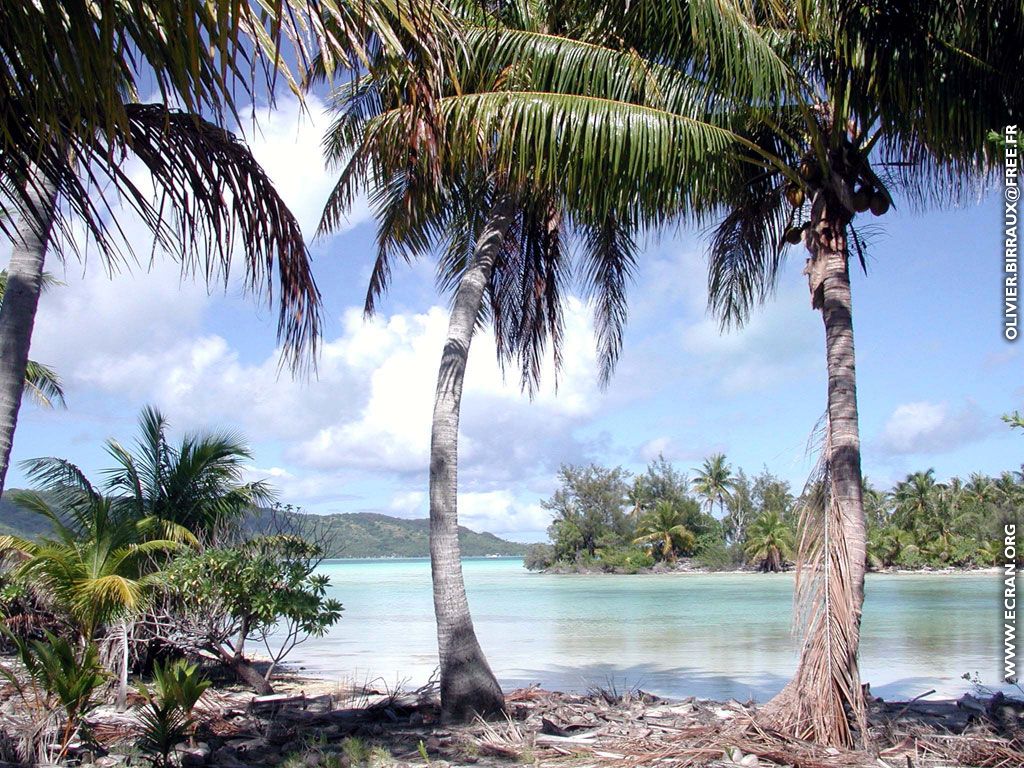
[781,159,890,245]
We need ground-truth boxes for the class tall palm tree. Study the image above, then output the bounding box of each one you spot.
[373,1,1021,745]
[633,501,696,562]
[318,1,645,721]
[691,454,735,520]
[0,271,64,409]
[744,511,794,572]
[0,0,448,498]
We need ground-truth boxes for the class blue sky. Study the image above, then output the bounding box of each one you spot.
[9,96,1022,542]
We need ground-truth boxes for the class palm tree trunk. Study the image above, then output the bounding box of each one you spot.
[117,619,130,711]
[430,195,515,722]
[0,168,58,495]
[764,193,867,747]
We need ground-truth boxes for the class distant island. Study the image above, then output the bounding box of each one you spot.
[0,493,527,560]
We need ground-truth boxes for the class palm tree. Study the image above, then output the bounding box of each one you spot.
[744,511,794,572]
[320,0,1019,742]
[892,470,939,533]
[102,407,273,545]
[633,501,696,562]
[867,526,912,569]
[0,0,448,497]
[692,454,735,520]
[397,2,1019,744]
[318,1,645,722]
[0,271,64,408]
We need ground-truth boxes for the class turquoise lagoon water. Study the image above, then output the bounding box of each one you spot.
[289,557,1011,702]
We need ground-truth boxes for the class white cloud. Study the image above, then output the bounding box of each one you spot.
[457,491,551,539]
[636,436,713,463]
[877,400,990,456]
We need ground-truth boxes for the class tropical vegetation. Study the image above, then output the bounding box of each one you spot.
[528,454,1023,575]
[0,0,1020,757]
[0,409,341,761]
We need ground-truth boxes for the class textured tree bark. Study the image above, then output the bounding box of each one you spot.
[430,195,515,723]
[818,202,867,644]
[225,652,274,695]
[0,168,58,496]
[763,191,867,747]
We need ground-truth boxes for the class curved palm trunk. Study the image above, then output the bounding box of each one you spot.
[766,193,867,747]
[0,169,58,495]
[430,195,515,722]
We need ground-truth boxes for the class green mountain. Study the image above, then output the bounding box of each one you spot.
[0,492,527,559]
[0,493,52,539]
[293,511,528,559]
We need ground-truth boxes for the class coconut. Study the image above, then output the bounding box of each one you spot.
[784,226,803,245]
[852,187,871,213]
[869,193,890,216]
[785,185,805,207]
[799,160,822,184]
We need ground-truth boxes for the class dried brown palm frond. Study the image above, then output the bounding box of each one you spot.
[764,417,866,748]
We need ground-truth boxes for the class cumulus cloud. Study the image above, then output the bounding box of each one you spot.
[876,400,990,456]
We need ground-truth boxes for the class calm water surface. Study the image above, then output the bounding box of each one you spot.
[289,558,1011,701]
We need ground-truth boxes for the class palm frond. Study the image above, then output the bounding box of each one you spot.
[577,216,637,387]
[22,360,66,408]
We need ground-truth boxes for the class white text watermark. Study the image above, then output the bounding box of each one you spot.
[1005,524,1018,683]
[1006,125,1019,341]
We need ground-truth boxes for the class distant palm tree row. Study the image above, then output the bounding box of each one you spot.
[527,454,1023,574]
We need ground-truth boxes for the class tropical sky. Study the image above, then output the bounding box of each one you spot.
[10,96,1021,542]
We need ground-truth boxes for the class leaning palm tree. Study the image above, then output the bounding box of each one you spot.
[379,0,1021,745]
[633,501,696,562]
[317,1,647,721]
[0,0,450,498]
[691,454,735,520]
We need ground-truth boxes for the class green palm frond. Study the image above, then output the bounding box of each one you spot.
[22,360,66,409]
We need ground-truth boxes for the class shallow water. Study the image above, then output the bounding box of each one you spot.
[288,558,1013,701]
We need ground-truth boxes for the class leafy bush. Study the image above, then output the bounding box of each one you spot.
[523,544,555,571]
[161,535,343,692]
[692,535,732,571]
[596,547,654,573]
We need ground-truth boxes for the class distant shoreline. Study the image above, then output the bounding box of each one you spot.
[532,563,1009,576]
[314,557,1010,577]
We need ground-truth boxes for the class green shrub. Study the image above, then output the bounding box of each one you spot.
[693,535,732,570]
[896,545,924,569]
[523,543,555,571]
[0,629,107,761]
[597,547,654,573]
